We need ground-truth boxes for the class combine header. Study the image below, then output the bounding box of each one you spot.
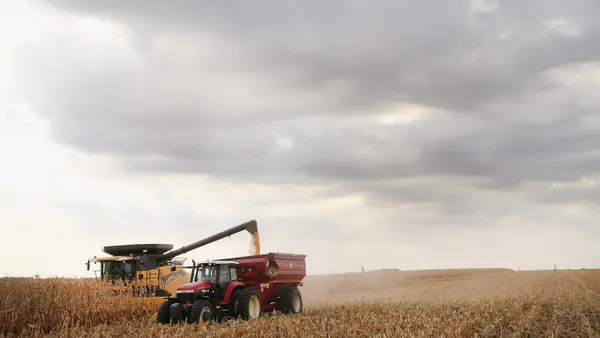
[157,252,306,324]
[86,220,261,300]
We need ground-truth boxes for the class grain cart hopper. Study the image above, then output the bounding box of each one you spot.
[86,220,261,302]
[157,252,306,324]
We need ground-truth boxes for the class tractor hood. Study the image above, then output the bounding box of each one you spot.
[176,280,211,294]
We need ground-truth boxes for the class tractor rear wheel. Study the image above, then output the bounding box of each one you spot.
[156,299,175,324]
[277,286,303,314]
[228,288,243,319]
[189,299,214,324]
[237,288,262,320]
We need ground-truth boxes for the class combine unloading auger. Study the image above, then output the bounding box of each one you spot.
[137,219,260,270]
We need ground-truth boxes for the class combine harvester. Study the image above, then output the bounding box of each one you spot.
[86,220,262,306]
[157,251,306,324]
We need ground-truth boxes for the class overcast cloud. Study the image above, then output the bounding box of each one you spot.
[2,0,600,277]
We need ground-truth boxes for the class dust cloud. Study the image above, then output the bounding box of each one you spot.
[298,268,566,305]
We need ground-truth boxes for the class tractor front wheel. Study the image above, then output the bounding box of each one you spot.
[237,288,262,320]
[156,299,175,324]
[189,299,214,324]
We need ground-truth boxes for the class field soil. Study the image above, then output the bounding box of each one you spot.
[2,268,599,337]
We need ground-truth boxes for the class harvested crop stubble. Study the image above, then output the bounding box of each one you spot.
[2,270,600,337]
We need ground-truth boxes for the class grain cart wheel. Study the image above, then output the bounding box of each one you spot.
[189,299,214,324]
[237,288,262,320]
[156,299,175,324]
[277,287,303,314]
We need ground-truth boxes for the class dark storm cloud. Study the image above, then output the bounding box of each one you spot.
[30,0,600,113]
[13,0,600,211]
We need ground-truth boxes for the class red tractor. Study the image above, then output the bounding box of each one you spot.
[156,252,306,323]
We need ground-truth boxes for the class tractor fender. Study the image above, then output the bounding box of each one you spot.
[194,294,215,307]
[223,282,245,303]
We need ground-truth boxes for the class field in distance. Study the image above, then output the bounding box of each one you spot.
[2,268,599,337]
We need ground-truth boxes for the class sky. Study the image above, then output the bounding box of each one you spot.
[2,0,600,278]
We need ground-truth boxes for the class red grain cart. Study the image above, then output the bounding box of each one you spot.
[156,252,306,324]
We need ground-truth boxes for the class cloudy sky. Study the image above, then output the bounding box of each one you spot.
[3,0,600,277]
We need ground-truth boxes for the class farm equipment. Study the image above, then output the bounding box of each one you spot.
[86,220,261,301]
[157,252,306,324]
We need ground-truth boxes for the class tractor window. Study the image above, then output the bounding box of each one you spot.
[195,266,217,283]
[230,267,237,281]
[218,265,230,284]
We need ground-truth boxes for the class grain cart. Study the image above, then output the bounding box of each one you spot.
[157,252,306,324]
[86,220,261,304]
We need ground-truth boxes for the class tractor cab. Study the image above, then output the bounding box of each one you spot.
[192,261,238,289]
[175,260,239,304]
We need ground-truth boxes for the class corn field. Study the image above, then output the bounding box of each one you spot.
[2,269,600,337]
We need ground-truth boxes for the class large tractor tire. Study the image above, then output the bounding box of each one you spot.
[237,288,262,320]
[228,287,243,319]
[189,299,214,324]
[156,299,175,324]
[277,286,303,314]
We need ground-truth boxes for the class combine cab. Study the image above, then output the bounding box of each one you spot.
[87,244,187,298]
[157,252,306,324]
